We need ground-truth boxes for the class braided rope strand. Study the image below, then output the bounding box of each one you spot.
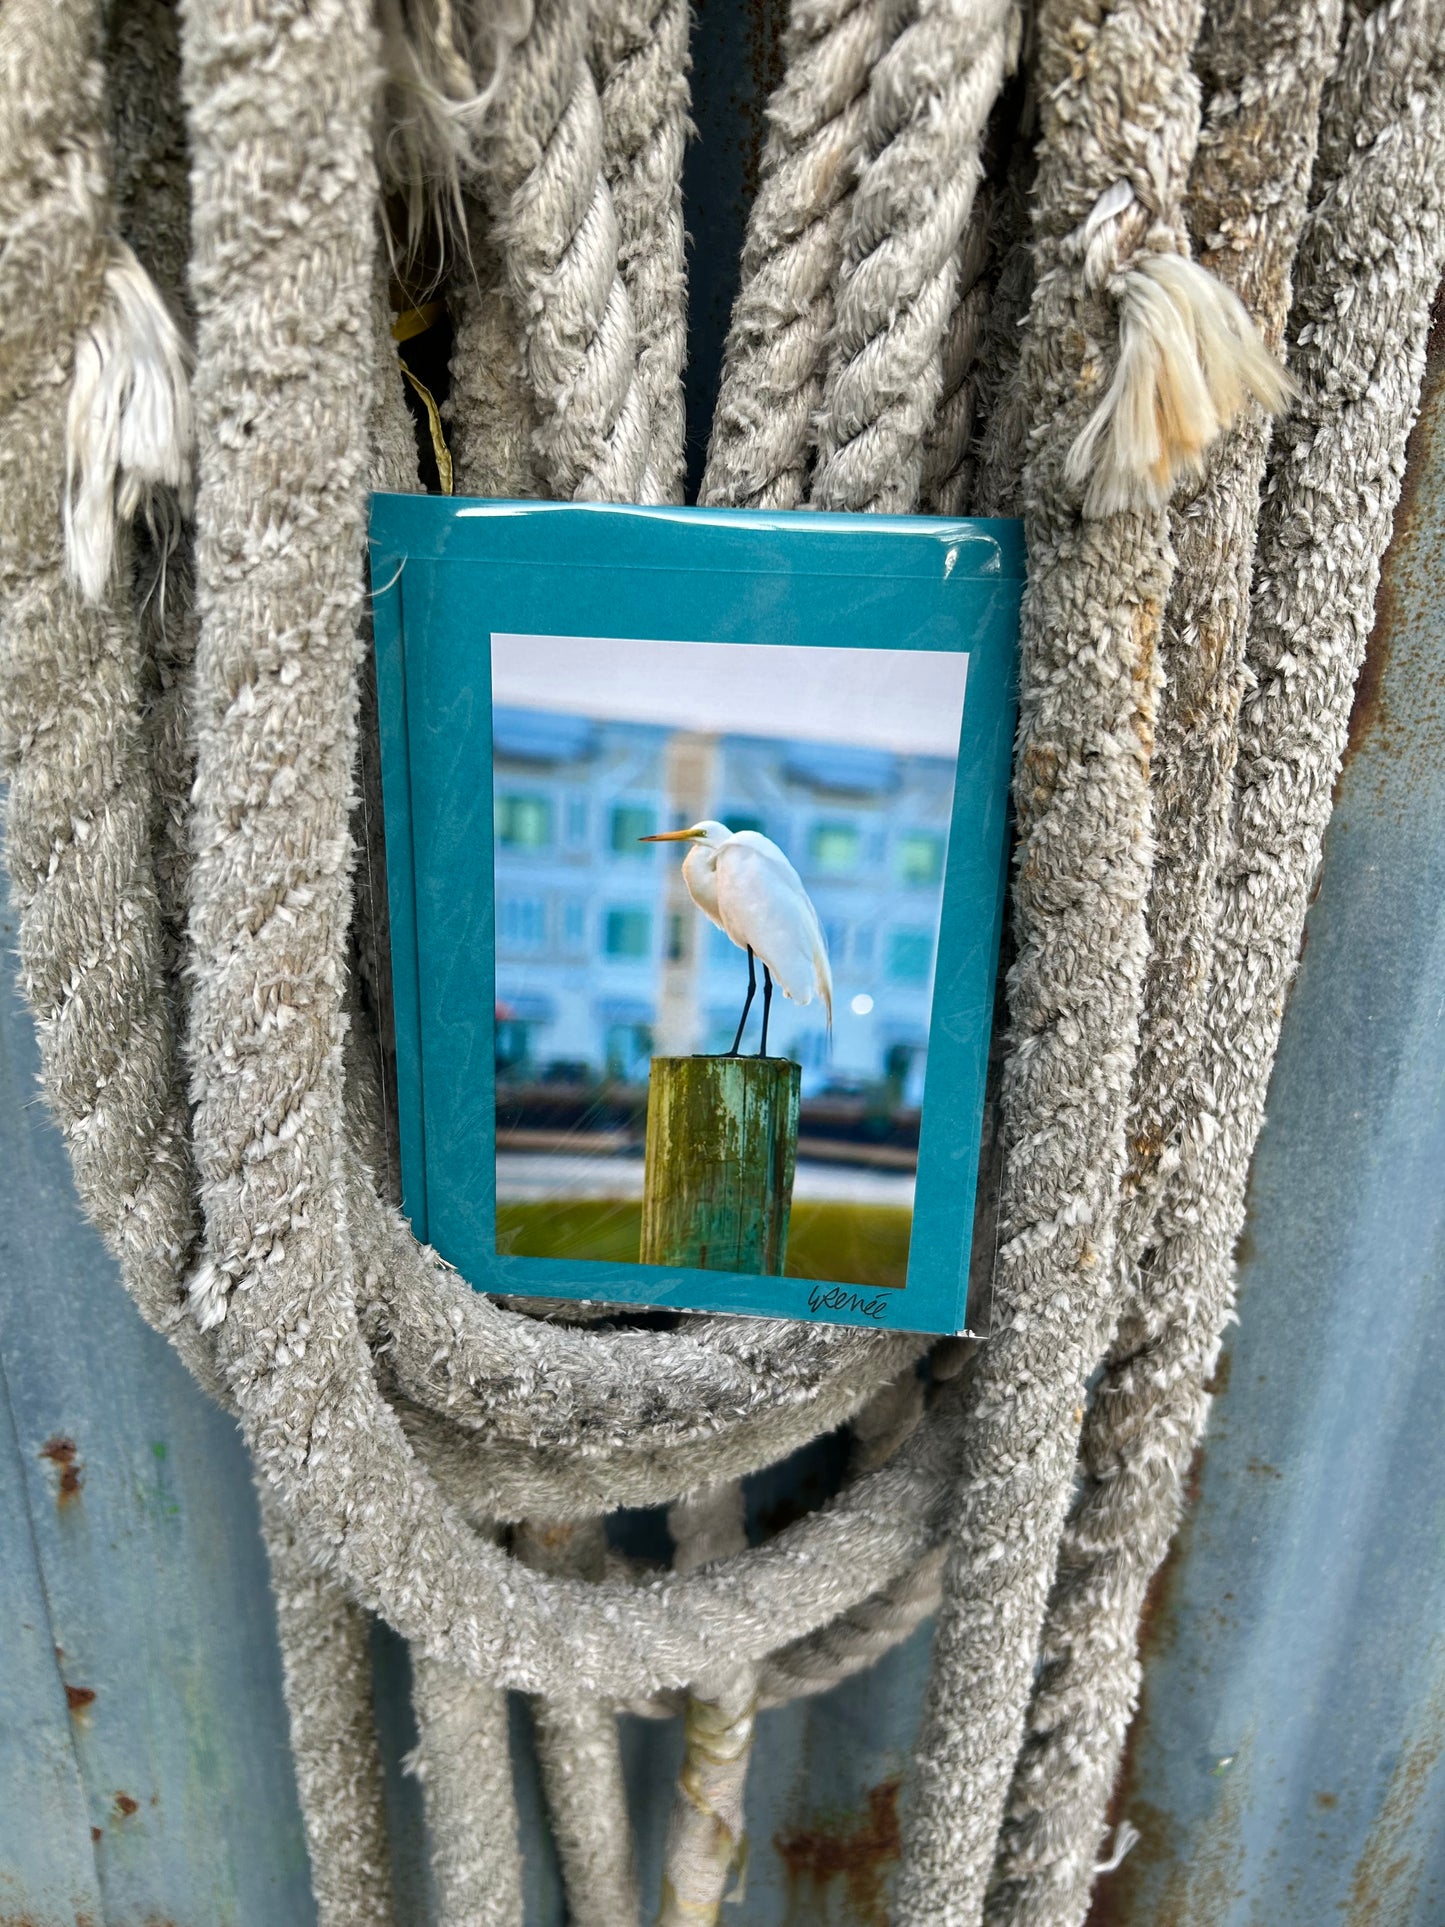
[260,1489,397,1927]
[591,0,691,503]
[700,0,911,508]
[982,5,1348,1906]
[919,186,996,515]
[895,0,1208,1911]
[809,0,1019,512]
[409,1645,527,1926]
[515,1519,642,1927]
[475,0,651,499]
[0,0,215,1391]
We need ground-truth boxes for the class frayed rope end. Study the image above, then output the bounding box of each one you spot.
[1094,1818,1142,1876]
[187,1259,229,1333]
[64,242,193,604]
[1065,253,1296,519]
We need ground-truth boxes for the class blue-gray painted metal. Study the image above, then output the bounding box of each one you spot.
[1088,330,1445,1926]
[0,888,318,1925]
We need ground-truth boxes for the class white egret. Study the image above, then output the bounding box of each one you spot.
[640,821,833,1058]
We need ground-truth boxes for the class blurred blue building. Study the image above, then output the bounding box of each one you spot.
[491,706,957,1101]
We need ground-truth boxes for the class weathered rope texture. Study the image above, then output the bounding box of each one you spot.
[918,183,997,515]
[408,1646,527,1925]
[590,0,691,503]
[657,1483,756,1924]
[1,1,1437,1924]
[1025,14,1445,1914]
[700,0,912,509]
[896,0,1205,1913]
[809,0,1019,512]
[0,0,213,1389]
[473,0,652,498]
[261,1492,397,1927]
[515,1519,642,1926]
[984,0,1348,1915]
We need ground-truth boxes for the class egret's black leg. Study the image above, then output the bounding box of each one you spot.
[757,966,774,1058]
[724,947,756,1056]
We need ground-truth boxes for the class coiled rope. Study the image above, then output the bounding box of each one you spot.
[0,0,1441,1923]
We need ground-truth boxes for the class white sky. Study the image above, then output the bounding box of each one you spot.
[490,633,968,758]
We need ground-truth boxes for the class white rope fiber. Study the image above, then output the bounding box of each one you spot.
[1,1,1441,1923]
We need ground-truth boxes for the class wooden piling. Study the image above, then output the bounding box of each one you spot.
[641,1057,802,1275]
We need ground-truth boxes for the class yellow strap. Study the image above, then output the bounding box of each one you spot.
[391,300,445,345]
[401,367,454,496]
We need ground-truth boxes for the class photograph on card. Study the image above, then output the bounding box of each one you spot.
[488,631,969,1295]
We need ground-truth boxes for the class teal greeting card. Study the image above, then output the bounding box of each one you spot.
[369,497,1022,1334]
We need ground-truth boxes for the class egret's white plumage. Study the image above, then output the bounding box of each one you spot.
[643,820,833,1036]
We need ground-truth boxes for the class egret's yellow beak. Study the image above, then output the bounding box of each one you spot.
[639,828,704,842]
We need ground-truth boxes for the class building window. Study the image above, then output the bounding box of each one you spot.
[887,927,934,983]
[666,911,689,962]
[496,792,553,849]
[809,820,861,874]
[498,894,548,952]
[605,907,652,958]
[724,811,767,837]
[611,803,656,852]
[897,831,945,887]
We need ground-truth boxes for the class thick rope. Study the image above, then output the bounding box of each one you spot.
[919,186,996,515]
[1116,0,1338,1260]
[446,220,540,499]
[984,12,1445,1922]
[700,0,911,508]
[657,1483,755,1925]
[260,1489,397,1927]
[894,0,1206,1912]
[590,0,691,503]
[472,0,651,499]
[808,0,1019,511]
[984,0,1345,1914]
[409,1645,527,1926]
[1008,11,1445,1921]
[0,0,215,1392]
[515,1519,642,1927]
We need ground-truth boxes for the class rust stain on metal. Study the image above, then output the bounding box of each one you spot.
[64,1684,96,1715]
[774,1775,902,1925]
[0,1915,106,1927]
[39,1435,82,1504]
[113,1792,139,1819]
[1090,1729,1252,1927]
[90,1824,103,1843]
[1343,1678,1445,1925]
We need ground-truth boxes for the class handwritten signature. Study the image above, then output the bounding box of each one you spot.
[807,1283,890,1322]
